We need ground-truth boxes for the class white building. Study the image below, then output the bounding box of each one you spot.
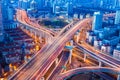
[92,12,103,30]
[113,44,120,60]
[113,49,120,60]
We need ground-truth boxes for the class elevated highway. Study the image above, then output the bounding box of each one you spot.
[8,9,118,80]
[8,17,90,80]
[56,67,120,80]
[75,42,120,68]
[16,9,56,37]
[16,9,77,43]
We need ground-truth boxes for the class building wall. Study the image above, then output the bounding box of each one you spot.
[0,1,4,42]
[115,10,120,24]
[92,12,103,30]
[113,49,120,60]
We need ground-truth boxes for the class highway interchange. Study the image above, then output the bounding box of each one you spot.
[8,9,120,80]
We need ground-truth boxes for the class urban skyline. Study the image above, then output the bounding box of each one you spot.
[0,0,120,80]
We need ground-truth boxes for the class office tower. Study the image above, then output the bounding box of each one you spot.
[93,0,101,7]
[100,0,103,7]
[92,12,103,30]
[18,0,23,8]
[115,10,120,24]
[0,1,4,42]
[52,1,56,14]
[8,7,14,21]
[22,0,29,10]
[67,2,73,16]
[114,0,120,8]
[36,0,45,9]
[45,0,51,7]
[30,0,37,10]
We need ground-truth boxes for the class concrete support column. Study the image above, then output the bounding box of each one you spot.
[34,31,36,41]
[84,53,87,62]
[99,60,102,67]
[30,29,32,36]
[39,36,42,43]
[76,34,79,43]
[70,40,73,46]
[117,74,120,80]
[69,49,72,64]
[9,65,13,72]
[55,58,58,65]
[24,56,28,63]
[65,45,73,64]
[75,30,80,43]
[24,56,30,63]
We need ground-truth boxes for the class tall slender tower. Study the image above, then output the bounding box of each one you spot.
[115,10,120,24]
[92,12,103,31]
[0,1,4,42]
[22,0,29,10]
[67,1,73,16]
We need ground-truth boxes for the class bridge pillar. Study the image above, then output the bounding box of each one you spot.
[75,30,80,43]
[117,74,120,80]
[39,36,42,43]
[24,56,28,63]
[70,40,73,46]
[30,29,33,36]
[69,49,72,64]
[9,64,13,72]
[55,58,58,65]
[84,53,87,62]
[77,30,80,42]
[99,61,102,67]
[65,46,74,64]
[34,31,36,41]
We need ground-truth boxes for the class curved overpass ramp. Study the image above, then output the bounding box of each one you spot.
[56,67,120,80]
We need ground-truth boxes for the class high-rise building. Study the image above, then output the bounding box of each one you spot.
[0,1,4,42]
[52,1,56,14]
[93,0,101,7]
[115,10,120,24]
[8,7,14,21]
[92,12,103,30]
[1,0,17,29]
[36,0,45,9]
[67,2,73,16]
[45,0,51,7]
[114,0,120,8]
[30,0,37,10]
[22,0,30,10]
[100,0,103,7]
[18,0,23,8]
